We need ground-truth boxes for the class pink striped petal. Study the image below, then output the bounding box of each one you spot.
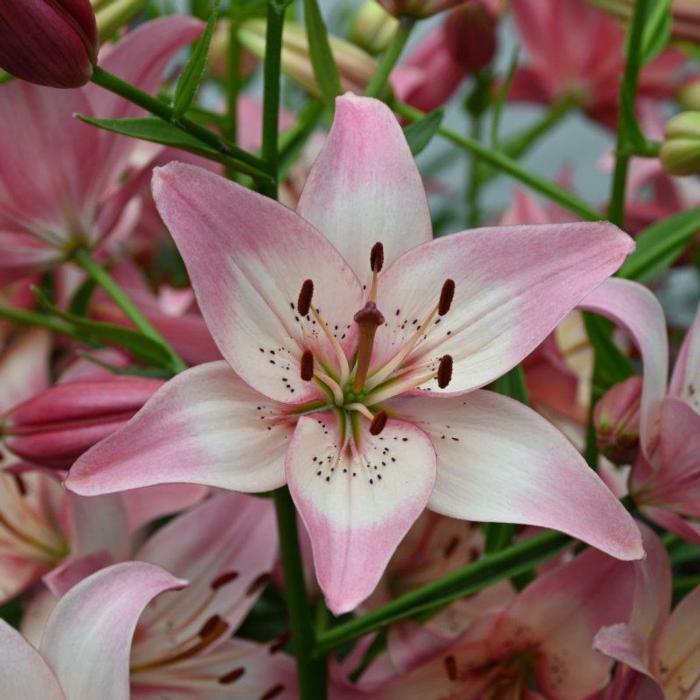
[0,328,51,413]
[40,562,186,700]
[136,492,277,631]
[152,162,364,404]
[669,303,700,408]
[393,390,643,560]
[121,484,208,533]
[0,232,60,286]
[0,621,65,700]
[67,362,290,495]
[66,492,130,560]
[372,222,633,395]
[297,94,432,282]
[286,413,436,614]
[578,278,668,454]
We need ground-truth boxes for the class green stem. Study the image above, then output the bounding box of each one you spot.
[467,112,483,228]
[365,15,415,98]
[274,488,327,699]
[226,2,243,149]
[73,249,186,373]
[262,3,326,695]
[314,530,569,653]
[394,101,600,221]
[90,66,273,184]
[607,0,649,227]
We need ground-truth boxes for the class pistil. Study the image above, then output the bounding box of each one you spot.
[352,301,385,392]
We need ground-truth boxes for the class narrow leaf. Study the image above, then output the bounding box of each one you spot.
[173,0,220,117]
[303,0,342,107]
[404,109,444,156]
[640,0,672,64]
[618,206,700,282]
[584,314,636,391]
[76,115,220,158]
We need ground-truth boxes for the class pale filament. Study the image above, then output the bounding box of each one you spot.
[309,305,350,385]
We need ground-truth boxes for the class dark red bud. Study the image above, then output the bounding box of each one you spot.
[443,3,498,72]
[0,0,99,88]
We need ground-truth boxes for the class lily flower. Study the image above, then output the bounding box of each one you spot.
[336,542,637,699]
[1,557,295,700]
[36,492,296,700]
[0,16,203,286]
[510,0,685,128]
[68,93,642,614]
[594,526,700,700]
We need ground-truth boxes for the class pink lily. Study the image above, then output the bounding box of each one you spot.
[594,526,700,700]
[510,0,685,128]
[0,16,203,286]
[337,543,637,699]
[68,93,642,614]
[36,492,296,699]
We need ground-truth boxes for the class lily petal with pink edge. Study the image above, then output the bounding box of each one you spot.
[69,93,642,614]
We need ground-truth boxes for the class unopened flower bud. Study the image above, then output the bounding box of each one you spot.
[661,112,700,176]
[93,0,147,42]
[377,0,466,19]
[0,0,99,87]
[238,19,376,96]
[443,2,498,72]
[593,376,642,465]
[350,1,399,55]
[1,377,162,469]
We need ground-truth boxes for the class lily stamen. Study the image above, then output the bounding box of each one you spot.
[369,241,384,301]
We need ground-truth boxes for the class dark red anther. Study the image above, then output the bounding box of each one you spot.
[297,279,314,316]
[437,355,453,389]
[211,570,239,590]
[444,654,457,681]
[198,615,227,640]
[370,242,384,273]
[218,667,246,684]
[246,572,272,596]
[300,350,314,381]
[438,279,455,316]
[369,411,388,436]
[260,684,286,700]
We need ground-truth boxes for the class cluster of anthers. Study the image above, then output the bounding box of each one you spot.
[292,242,456,438]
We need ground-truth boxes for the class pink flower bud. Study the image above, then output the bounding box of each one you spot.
[1,377,162,469]
[0,0,99,87]
[377,0,466,20]
[594,376,643,465]
[443,2,498,72]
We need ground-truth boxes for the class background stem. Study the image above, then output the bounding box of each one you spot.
[365,15,415,98]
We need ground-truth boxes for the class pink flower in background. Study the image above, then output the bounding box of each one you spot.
[32,493,296,700]
[337,543,636,699]
[510,0,685,127]
[0,17,203,287]
[68,93,641,614]
[594,526,700,700]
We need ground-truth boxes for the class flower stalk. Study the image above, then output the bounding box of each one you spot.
[365,14,416,97]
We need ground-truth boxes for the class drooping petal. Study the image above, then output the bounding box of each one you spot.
[371,222,633,395]
[286,412,436,614]
[40,562,186,700]
[136,492,277,633]
[297,94,432,281]
[152,162,364,404]
[66,492,130,560]
[393,390,643,560]
[67,362,290,495]
[0,620,65,700]
[578,278,669,454]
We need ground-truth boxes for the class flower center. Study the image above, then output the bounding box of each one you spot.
[293,242,456,432]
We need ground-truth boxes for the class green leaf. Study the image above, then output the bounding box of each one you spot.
[584,313,636,391]
[618,206,700,282]
[490,46,519,148]
[493,365,529,405]
[302,0,342,107]
[404,109,444,156]
[68,277,98,317]
[76,115,220,159]
[173,0,220,117]
[640,0,672,64]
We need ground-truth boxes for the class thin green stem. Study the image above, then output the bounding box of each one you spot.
[467,112,483,228]
[365,15,415,98]
[90,66,273,184]
[314,530,569,653]
[226,2,243,148]
[73,249,186,373]
[0,305,80,338]
[394,101,600,221]
[274,488,327,699]
[607,0,650,227]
